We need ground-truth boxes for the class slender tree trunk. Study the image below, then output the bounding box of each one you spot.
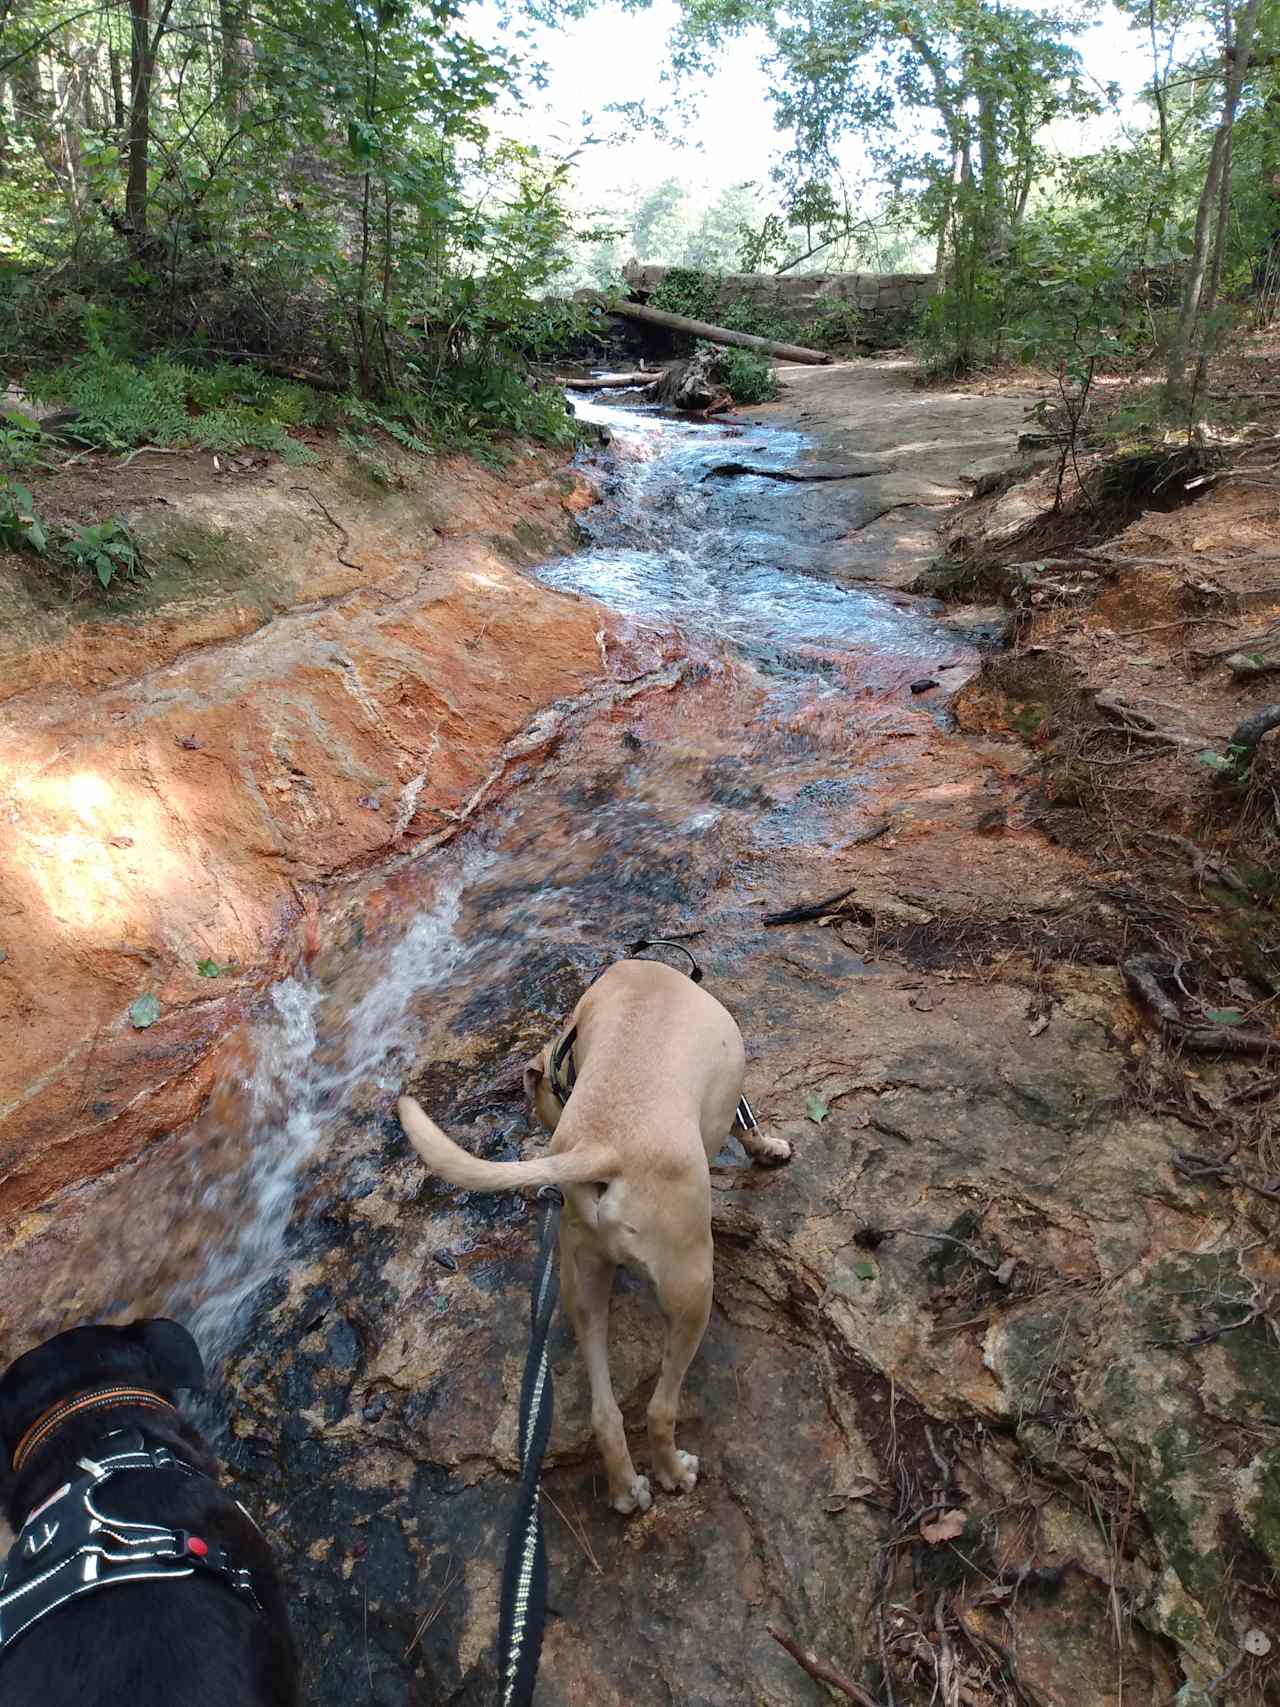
[1165,0,1265,404]
[975,80,1008,258]
[216,0,252,117]
[108,43,125,131]
[125,0,150,237]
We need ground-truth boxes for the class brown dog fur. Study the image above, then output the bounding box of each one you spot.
[396,958,789,1513]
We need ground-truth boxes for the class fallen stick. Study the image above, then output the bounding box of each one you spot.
[764,884,859,926]
[767,1626,882,1707]
[1123,955,1280,1055]
[606,297,834,366]
[552,372,658,390]
[763,824,892,925]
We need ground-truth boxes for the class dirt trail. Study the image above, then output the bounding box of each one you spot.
[2,361,1277,1706]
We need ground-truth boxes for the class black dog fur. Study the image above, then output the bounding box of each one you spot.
[0,1319,297,1707]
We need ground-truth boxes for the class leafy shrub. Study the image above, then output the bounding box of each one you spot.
[800,302,862,351]
[720,347,779,404]
[0,410,53,471]
[0,478,48,553]
[62,519,141,588]
[650,267,723,322]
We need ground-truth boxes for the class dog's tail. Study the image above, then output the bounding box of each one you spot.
[397,1096,617,1193]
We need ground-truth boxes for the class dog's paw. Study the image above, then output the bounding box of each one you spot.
[755,1136,792,1166]
[612,1474,652,1517]
[656,1451,699,1494]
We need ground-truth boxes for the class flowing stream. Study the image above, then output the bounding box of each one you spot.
[4,391,976,1410]
[160,395,974,1365]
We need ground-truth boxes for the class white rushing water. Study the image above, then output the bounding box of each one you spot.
[179,847,492,1364]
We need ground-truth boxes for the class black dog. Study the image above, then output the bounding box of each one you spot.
[0,1319,297,1706]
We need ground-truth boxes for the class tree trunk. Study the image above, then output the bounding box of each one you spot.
[108,44,124,131]
[975,80,1009,258]
[605,298,834,364]
[1165,0,1265,405]
[217,0,252,117]
[125,0,150,238]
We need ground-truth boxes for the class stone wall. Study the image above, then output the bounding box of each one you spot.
[620,260,937,346]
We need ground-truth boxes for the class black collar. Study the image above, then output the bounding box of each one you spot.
[548,1026,578,1108]
[546,940,703,1111]
[0,1428,263,1661]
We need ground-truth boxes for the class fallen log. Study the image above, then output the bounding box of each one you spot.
[552,371,658,391]
[606,297,834,366]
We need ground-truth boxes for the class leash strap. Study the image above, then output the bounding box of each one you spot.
[0,1432,262,1660]
[497,1189,562,1707]
[624,937,703,983]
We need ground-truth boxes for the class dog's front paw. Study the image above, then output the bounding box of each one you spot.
[756,1136,792,1166]
[656,1451,699,1494]
[612,1474,652,1517]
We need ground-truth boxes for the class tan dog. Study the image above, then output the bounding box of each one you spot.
[397,958,790,1514]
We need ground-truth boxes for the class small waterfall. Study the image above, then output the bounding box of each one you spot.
[174,848,490,1366]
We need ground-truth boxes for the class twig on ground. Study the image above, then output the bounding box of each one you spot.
[761,823,892,924]
[403,1555,460,1657]
[767,1625,882,1707]
[542,1489,603,1575]
[291,484,364,571]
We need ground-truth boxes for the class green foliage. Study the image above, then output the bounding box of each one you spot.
[62,519,142,589]
[0,480,49,555]
[0,0,590,458]
[0,412,54,471]
[799,302,862,352]
[651,268,789,343]
[718,347,779,403]
[650,266,723,322]
[28,347,323,461]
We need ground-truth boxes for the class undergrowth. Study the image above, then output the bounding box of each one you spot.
[0,475,142,591]
[27,344,327,462]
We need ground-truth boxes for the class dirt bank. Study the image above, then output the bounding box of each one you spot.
[0,440,608,1219]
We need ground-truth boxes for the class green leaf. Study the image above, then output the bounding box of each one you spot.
[1193,750,1232,771]
[196,959,222,977]
[129,993,161,1029]
[1204,1007,1247,1027]
[96,554,114,588]
[853,1257,877,1281]
[805,1091,829,1124]
[24,518,47,554]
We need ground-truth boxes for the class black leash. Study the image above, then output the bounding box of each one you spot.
[496,1186,562,1707]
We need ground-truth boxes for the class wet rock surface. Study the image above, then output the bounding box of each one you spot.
[3,363,1277,1705]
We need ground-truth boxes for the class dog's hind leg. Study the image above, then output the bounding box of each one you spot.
[560,1225,651,1516]
[647,1245,713,1495]
[733,1096,791,1166]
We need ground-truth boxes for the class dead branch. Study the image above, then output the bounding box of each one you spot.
[1148,1294,1273,1348]
[1123,955,1280,1055]
[767,1625,882,1706]
[553,372,658,391]
[1174,1149,1280,1203]
[607,297,834,365]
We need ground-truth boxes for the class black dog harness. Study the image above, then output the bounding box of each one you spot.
[0,1429,262,1659]
[546,937,759,1133]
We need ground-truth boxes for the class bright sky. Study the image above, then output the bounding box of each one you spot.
[469,0,1165,213]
